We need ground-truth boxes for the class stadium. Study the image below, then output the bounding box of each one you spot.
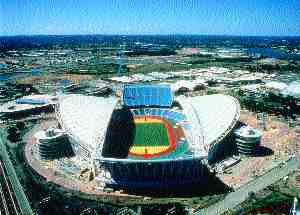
[55,84,240,188]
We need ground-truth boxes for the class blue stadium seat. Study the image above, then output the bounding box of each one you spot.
[160,109,167,117]
[154,109,160,116]
[166,111,172,117]
[150,109,156,115]
[123,84,173,107]
[139,109,145,115]
[168,111,175,119]
[132,109,139,115]
[174,112,184,121]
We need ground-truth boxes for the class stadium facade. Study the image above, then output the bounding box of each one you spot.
[55,84,240,188]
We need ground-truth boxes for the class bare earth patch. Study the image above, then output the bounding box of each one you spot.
[219,110,299,189]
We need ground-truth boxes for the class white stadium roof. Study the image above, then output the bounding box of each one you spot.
[56,94,119,155]
[56,93,239,159]
[177,94,240,149]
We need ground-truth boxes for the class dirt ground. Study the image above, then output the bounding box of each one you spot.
[16,73,94,85]
[219,110,300,189]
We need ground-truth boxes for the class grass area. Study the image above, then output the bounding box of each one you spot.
[128,57,254,74]
[133,122,169,147]
[129,62,189,74]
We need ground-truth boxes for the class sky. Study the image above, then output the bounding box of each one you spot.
[0,0,300,36]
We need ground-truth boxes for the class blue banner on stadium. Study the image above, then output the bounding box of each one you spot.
[123,84,173,107]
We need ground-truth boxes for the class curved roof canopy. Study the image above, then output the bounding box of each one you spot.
[56,95,119,153]
[177,94,240,149]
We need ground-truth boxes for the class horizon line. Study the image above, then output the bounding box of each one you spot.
[1,33,300,38]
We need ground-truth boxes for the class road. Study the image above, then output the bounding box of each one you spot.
[0,159,22,215]
[0,129,33,215]
[197,155,300,215]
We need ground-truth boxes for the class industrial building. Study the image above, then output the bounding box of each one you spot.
[0,94,58,117]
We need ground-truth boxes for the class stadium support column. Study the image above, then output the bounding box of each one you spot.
[91,159,96,181]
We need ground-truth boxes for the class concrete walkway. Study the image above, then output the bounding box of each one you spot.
[197,155,300,215]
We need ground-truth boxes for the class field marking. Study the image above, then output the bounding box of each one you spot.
[134,118,162,123]
[129,146,170,154]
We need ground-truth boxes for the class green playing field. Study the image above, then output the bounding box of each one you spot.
[133,122,169,147]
